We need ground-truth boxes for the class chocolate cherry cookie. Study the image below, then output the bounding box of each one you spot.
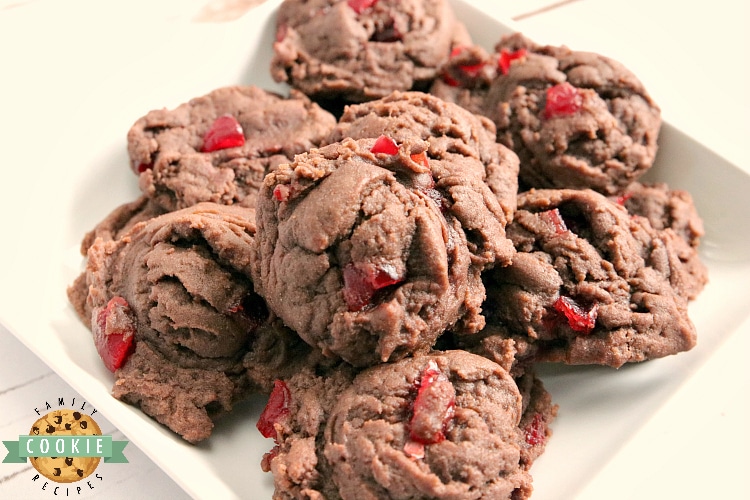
[261,351,539,499]
[253,136,515,366]
[70,203,271,443]
[446,33,662,195]
[464,188,698,368]
[127,85,336,211]
[326,91,520,221]
[271,0,469,103]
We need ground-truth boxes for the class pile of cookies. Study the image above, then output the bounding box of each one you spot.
[67,0,707,498]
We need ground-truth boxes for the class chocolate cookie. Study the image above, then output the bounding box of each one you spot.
[262,351,535,499]
[29,410,102,483]
[271,0,469,102]
[464,188,698,368]
[326,91,520,220]
[473,33,661,195]
[73,203,266,442]
[253,136,514,366]
[127,85,336,211]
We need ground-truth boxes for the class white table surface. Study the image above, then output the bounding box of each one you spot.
[1,0,748,498]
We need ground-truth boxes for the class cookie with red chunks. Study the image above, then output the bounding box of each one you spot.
[261,351,535,500]
[479,32,661,195]
[253,136,514,366]
[127,85,336,211]
[271,0,470,103]
[72,203,272,442]
[326,91,520,224]
[463,188,697,368]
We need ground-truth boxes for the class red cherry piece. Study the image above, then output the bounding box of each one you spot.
[553,296,598,333]
[257,379,292,439]
[615,193,632,206]
[544,82,582,119]
[539,208,568,235]
[408,360,456,446]
[460,62,485,78]
[201,115,245,152]
[410,152,429,168]
[260,445,281,472]
[347,0,377,14]
[342,262,403,312]
[524,413,546,446]
[498,48,527,75]
[136,162,152,174]
[449,46,485,78]
[92,296,136,372]
[441,73,461,87]
[370,135,399,155]
[273,184,292,202]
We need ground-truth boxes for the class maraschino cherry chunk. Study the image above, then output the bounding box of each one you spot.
[92,296,136,372]
[540,208,568,235]
[257,379,292,439]
[342,262,403,312]
[201,115,245,152]
[524,413,546,446]
[370,135,399,155]
[347,0,378,14]
[553,295,598,333]
[544,82,582,119]
[497,48,527,75]
[404,360,456,458]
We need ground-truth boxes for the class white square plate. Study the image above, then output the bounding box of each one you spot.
[1,0,748,498]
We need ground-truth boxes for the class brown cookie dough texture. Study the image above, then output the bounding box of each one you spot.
[267,351,536,499]
[270,0,469,102]
[615,181,705,249]
[464,188,698,368]
[614,181,708,300]
[70,202,284,443]
[127,85,336,211]
[515,370,557,470]
[29,410,102,483]
[253,135,514,366]
[436,32,662,195]
[67,196,168,325]
[326,91,520,219]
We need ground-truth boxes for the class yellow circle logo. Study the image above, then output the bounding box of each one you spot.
[28,410,103,483]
